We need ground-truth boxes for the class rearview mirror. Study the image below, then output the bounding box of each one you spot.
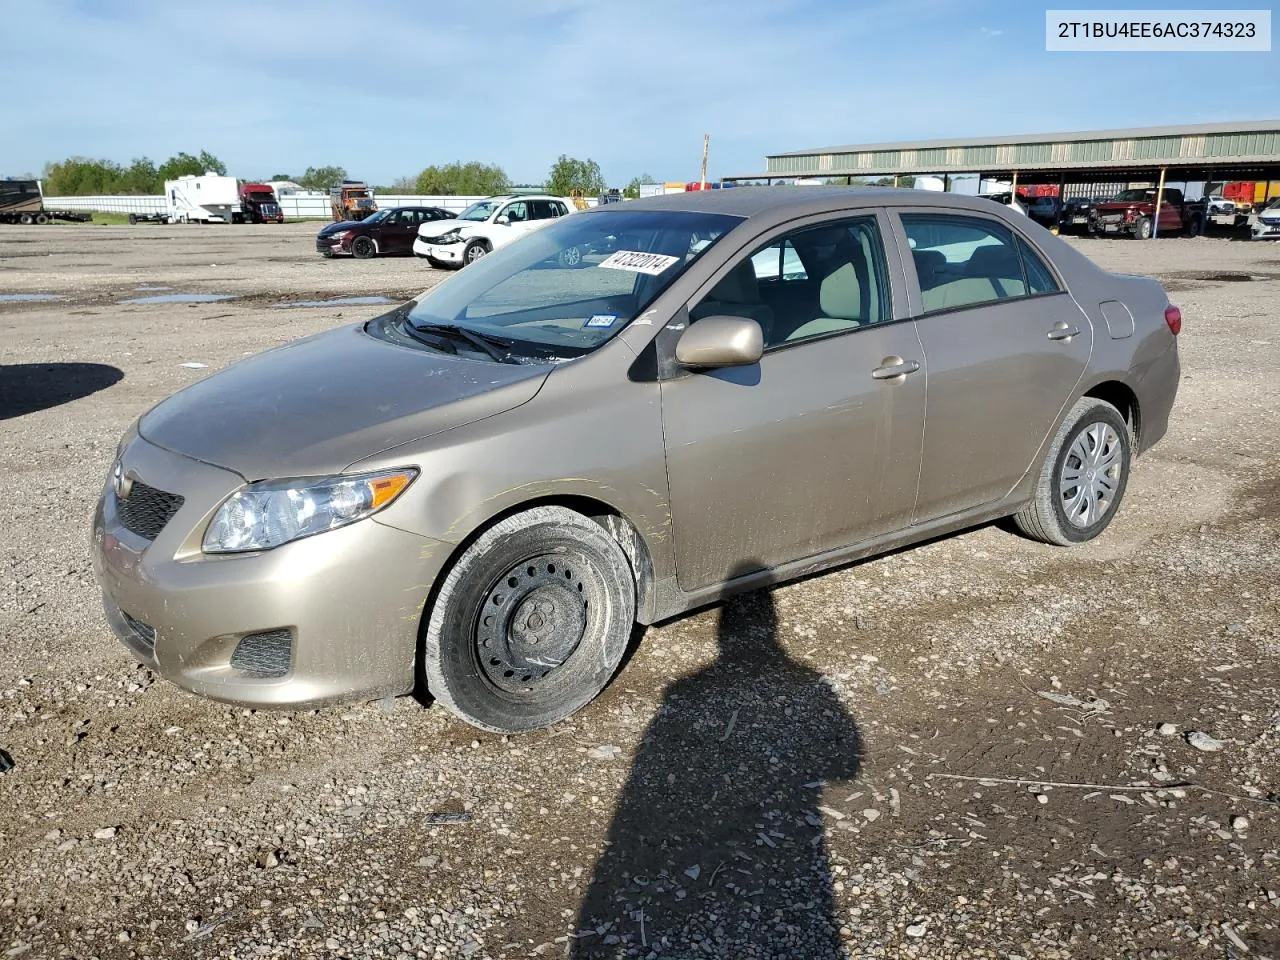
[675,315,764,369]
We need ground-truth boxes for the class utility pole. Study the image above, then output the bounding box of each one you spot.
[700,134,709,190]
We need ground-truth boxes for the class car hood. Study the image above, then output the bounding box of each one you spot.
[419,218,476,239]
[318,220,364,236]
[138,322,550,480]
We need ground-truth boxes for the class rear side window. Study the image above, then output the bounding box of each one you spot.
[902,214,1031,312]
[1016,236,1060,295]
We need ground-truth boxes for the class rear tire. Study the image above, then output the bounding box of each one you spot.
[352,236,376,259]
[1012,398,1132,546]
[34,213,48,225]
[18,213,33,225]
[422,507,636,733]
[128,213,138,225]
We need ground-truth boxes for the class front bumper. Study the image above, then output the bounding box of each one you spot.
[90,435,450,708]
[1252,219,1280,239]
[413,237,463,264]
[316,236,350,256]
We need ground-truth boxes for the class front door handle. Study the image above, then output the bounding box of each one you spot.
[1047,321,1081,341]
[871,357,921,380]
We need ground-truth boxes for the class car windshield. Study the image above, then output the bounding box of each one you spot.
[404,210,742,360]
[245,192,275,203]
[457,200,502,221]
[1113,189,1157,202]
[360,209,391,224]
[1266,198,1280,210]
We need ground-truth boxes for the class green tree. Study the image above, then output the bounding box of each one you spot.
[269,172,293,181]
[298,165,349,191]
[623,173,656,199]
[414,161,510,196]
[546,155,605,197]
[157,150,226,181]
[123,157,160,193]
[43,157,127,195]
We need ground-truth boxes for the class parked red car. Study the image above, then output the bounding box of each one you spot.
[316,206,454,259]
[1088,187,1206,239]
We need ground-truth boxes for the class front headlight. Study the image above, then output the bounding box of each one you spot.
[202,469,417,554]
[431,231,463,245]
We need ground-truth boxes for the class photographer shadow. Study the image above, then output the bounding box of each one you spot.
[573,563,863,958]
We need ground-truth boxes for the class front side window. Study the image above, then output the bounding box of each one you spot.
[402,210,740,361]
[692,216,889,349]
[502,201,528,223]
[902,214,1026,312]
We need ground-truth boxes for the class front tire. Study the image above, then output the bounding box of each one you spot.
[1012,398,1132,546]
[462,240,488,265]
[352,236,376,259]
[422,507,636,733]
[557,245,584,268]
[1133,216,1152,240]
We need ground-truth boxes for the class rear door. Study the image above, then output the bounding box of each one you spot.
[661,211,926,591]
[894,211,1093,521]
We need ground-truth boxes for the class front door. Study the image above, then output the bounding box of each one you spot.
[661,212,926,592]
[897,211,1093,521]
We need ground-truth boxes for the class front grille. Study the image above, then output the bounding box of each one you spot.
[121,611,156,654]
[230,630,293,679]
[116,481,183,541]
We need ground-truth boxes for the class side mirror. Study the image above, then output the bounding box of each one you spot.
[675,315,764,369]
[496,216,510,225]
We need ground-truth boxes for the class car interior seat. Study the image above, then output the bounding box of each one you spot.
[691,259,775,336]
[784,233,876,341]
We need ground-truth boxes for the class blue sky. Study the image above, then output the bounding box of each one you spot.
[2,0,1276,187]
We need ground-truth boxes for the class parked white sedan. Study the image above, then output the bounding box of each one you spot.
[414,195,576,268]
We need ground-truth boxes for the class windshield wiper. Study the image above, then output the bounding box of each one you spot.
[408,321,518,364]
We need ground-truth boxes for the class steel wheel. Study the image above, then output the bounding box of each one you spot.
[476,554,590,694]
[423,506,636,733]
[1059,421,1123,528]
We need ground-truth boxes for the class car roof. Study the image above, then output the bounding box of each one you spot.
[607,186,1011,219]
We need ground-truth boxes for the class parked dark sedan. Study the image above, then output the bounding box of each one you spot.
[317,206,454,259]
[1060,195,1114,232]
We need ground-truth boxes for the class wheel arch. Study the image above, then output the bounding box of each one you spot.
[1080,378,1141,447]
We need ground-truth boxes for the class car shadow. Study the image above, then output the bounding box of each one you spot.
[0,363,124,420]
[572,562,863,958]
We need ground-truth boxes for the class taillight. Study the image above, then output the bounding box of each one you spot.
[1164,304,1182,336]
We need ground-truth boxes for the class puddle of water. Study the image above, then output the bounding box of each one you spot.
[0,293,61,302]
[122,293,237,304]
[134,284,172,291]
[272,296,395,309]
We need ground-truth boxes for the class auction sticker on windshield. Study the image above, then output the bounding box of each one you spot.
[598,250,680,275]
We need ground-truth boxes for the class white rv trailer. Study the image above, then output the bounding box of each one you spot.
[164,174,240,223]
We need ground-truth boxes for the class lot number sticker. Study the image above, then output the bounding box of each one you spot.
[598,250,680,275]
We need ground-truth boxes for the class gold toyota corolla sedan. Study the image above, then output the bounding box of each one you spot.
[92,188,1181,732]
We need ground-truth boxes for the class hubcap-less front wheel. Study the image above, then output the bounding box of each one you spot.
[478,555,589,693]
[1059,421,1123,527]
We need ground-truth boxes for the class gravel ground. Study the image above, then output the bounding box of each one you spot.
[1,222,1278,959]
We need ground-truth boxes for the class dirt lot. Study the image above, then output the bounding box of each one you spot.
[1,222,1278,959]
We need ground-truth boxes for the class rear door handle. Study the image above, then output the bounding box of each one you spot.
[871,357,921,380]
[1047,322,1081,341]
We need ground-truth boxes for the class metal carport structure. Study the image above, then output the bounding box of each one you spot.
[725,120,1280,202]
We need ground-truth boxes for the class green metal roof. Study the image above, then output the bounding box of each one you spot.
[730,120,1280,181]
